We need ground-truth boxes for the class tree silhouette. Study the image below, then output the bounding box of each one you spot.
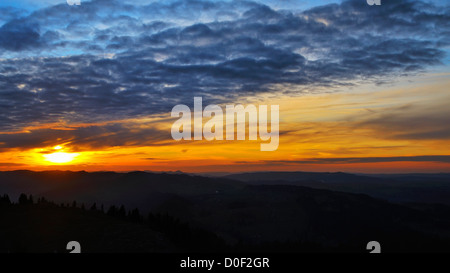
[18,193,28,205]
[107,205,118,217]
[128,208,142,223]
[28,195,34,204]
[0,194,11,206]
[118,205,126,218]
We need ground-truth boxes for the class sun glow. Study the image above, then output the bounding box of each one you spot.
[42,145,79,164]
[43,152,79,164]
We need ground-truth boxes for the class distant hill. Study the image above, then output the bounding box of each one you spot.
[0,170,244,214]
[223,171,450,205]
[225,171,379,183]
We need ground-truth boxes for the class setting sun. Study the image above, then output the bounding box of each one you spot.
[43,152,79,164]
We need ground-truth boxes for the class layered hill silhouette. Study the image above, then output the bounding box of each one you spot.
[0,194,224,253]
[1,170,450,252]
[224,171,450,205]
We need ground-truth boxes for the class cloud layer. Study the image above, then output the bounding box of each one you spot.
[0,0,448,145]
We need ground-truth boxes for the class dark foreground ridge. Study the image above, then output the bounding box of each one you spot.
[0,194,225,253]
[0,170,450,252]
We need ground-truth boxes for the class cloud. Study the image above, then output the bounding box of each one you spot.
[0,122,172,151]
[0,0,448,134]
[356,100,450,140]
[0,162,25,166]
[257,155,450,164]
[0,19,42,51]
[0,6,29,25]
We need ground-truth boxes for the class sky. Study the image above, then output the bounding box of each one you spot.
[0,0,449,173]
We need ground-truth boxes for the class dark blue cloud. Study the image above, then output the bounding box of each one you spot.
[0,19,41,51]
[0,0,448,134]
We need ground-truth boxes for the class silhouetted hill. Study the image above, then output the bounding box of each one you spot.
[224,171,450,205]
[0,199,175,253]
[1,171,450,252]
[0,170,244,215]
[225,171,380,183]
